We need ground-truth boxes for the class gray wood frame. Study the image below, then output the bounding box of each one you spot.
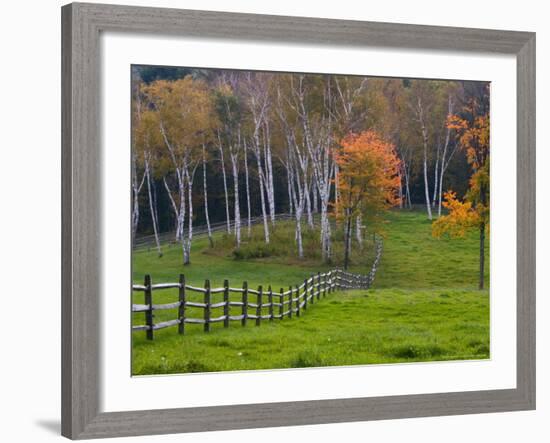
[61,2,536,439]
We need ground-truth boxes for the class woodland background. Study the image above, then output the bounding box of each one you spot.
[132,66,489,272]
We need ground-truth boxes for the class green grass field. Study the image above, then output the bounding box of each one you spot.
[132,210,489,375]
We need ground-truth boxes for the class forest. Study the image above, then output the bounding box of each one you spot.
[131,65,490,287]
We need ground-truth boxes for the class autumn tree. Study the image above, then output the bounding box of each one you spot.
[215,72,245,247]
[432,96,490,289]
[142,77,216,265]
[133,108,164,257]
[335,130,401,270]
[407,80,461,220]
[243,71,274,243]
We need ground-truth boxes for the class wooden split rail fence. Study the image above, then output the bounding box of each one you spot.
[132,237,383,340]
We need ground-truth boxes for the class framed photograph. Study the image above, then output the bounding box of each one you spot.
[61,2,535,439]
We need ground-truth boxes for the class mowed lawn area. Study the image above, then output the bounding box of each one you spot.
[132,210,489,375]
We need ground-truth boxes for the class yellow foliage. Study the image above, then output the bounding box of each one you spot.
[432,191,480,238]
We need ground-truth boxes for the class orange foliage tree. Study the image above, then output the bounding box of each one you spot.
[432,96,490,289]
[335,130,401,269]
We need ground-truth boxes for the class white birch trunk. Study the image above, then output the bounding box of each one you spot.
[432,142,440,208]
[397,168,404,209]
[182,165,197,265]
[403,160,412,208]
[255,150,270,244]
[202,145,213,248]
[230,148,241,248]
[286,162,294,216]
[356,215,363,250]
[289,149,306,259]
[243,139,252,237]
[438,96,455,217]
[417,98,433,220]
[304,185,314,228]
[131,153,146,242]
[218,133,231,234]
[144,159,162,257]
[245,72,271,242]
[263,121,276,224]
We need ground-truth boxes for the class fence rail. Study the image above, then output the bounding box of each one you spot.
[132,236,383,340]
[133,213,294,251]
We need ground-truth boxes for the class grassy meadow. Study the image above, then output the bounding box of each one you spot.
[132,210,490,375]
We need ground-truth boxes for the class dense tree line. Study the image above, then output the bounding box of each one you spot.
[132,65,489,269]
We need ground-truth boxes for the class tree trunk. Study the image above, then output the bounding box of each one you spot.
[183,166,197,265]
[320,199,332,262]
[437,158,449,217]
[244,140,252,237]
[218,140,231,234]
[131,153,145,243]
[312,185,318,214]
[356,215,363,250]
[334,163,340,225]
[417,99,433,220]
[145,161,162,257]
[263,121,276,224]
[202,145,213,248]
[438,97,455,217]
[397,169,404,209]
[231,151,241,248]
[304,184,314,228]
[289,165,304,259]
[343,211,352,270]
[255,148,270,244]
[432,145,440,208]
[286,164,293,216]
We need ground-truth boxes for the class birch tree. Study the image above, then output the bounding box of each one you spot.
[243,138,252,237]
[217,130,231,234]
[201,143,214,247]
[275,77,312,258]
[215,73,246,247]
[243,72,272,244]
[131,93,147,242]
[287,74,337,262]
[411,92,433,220]
[142,77,215,265]
[133,106,163,257]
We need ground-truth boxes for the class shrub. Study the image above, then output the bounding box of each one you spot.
[289,351,325,368]
[233,242,282,260]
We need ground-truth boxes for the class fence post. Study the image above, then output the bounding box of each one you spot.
[268,285,274,321]
[242,281,248,327]
[295,285,300,317]
[288,286,293,319]
[256,286,263,326]
[223,279,230,329]
[317,272,321,300]
[279,288,284,320]
[204,279,211,333]
[178,274,186,335]
[144,274,154,341]
[323,272,327,297]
